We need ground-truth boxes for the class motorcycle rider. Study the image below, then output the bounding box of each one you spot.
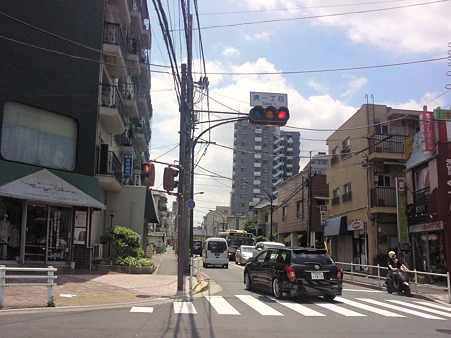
[387,251,408,292]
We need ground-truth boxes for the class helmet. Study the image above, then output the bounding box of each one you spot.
[388,251,396,258]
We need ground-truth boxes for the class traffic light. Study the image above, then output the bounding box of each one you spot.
[141,162,155,186]
[249,105,289,126]
[163,167,179,191]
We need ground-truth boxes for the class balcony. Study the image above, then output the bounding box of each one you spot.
[342,191,352,202]
[100,84,126,135]
[129,0,144,34]
[254,163,262,168]
[370,187,396,208]
[103,22,128,79]
[120,82,139,118]
[330,155,339,166]
[254,154,262,159]
[341,147,351,160]
[255,145,262,151]
[368,134,409,160]
[137,89,152,119]
[97,145,123,192]
[255,137,262,142]
[127,35,141,76]
[139,50,150,82]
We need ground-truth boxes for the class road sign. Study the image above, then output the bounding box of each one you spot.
[187,199,196,209]
[250,92,287,108]
[320,205,327,225]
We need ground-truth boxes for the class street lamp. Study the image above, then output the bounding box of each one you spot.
[193,192,204,195]
[209,210,226,232]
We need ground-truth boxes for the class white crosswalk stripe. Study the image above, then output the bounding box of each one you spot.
[269,297,326,316]
[205,296,241,315]
[236,294,283,316]
[315,301,366,316]
[387,300,451,317]
[336,297,405,317]
[414,301,451,312]
[173,301,197,314]
[357,298,446,320]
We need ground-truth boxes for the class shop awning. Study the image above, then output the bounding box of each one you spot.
[324,216,349,236]
[144,189,159,223]
[0,162,105,209]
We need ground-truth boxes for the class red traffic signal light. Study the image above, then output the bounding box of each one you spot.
[163,167,179,191]
[249,105,289,126]
[141,162,155,187]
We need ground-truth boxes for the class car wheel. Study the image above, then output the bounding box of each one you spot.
[323,295,336,301]
[224,264,228,269]
[244,272,253,290]
[272,278,283,299]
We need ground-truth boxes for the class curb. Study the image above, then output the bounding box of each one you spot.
[193,277,209,293]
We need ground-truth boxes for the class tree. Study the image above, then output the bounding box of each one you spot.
[244,219,256,235]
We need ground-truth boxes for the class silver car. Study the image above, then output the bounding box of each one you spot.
[252,241,285,258]
[235,245,254,265]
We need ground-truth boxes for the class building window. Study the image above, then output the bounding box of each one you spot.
[1,101,77,170]
[241,159,246,163]
[264,212,269,222]
[332,188,340,206]
[331,147,339,165]
[375,122,388,135]
[376,175,391,187]
[240,168,246,172]
[282,206,287,221]
[296,200,303,218]
[342,182,352,202]
[341,138,351,159]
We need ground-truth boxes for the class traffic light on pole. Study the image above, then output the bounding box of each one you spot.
[249,105,289,126]
[163,167,179,191]
[141,162,155,186]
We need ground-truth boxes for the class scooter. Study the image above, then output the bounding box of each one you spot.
[385,268,412,297]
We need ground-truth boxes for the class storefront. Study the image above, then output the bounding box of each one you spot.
[0,166,105,266]
[348,220,368,268]
[409,220,445,273]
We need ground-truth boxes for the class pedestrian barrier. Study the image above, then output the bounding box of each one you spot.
[0,265,57,309]
[190,256,203,283]
[337,261,451,303]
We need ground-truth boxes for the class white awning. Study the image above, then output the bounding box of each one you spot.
[0,169,105,209]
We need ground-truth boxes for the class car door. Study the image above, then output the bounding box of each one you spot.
[261,249,278,289]
[248,250,269,287]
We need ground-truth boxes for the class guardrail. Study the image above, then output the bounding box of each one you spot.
[0,265,57,309]
[337,261,451,303]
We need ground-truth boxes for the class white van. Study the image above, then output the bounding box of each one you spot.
[202,237,229,269]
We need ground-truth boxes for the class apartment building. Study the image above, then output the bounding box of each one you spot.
[0,1,156,268]
[231,121,300,220]
[324,104,421,266]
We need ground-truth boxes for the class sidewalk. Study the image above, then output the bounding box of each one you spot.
[0,247,209,311]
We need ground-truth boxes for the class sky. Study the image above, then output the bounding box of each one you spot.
[146,0,451,228]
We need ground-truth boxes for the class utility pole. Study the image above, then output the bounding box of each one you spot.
[307,151,313,247]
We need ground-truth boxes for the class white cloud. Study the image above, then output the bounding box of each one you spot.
[222,47,241,57]
[244,31,273,41]
[308,79,328,93]
[340,75,368,99]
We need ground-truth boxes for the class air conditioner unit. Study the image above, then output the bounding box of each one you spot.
[93,244,104,259]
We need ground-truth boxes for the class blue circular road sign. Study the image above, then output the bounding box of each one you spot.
[187,199,196,209]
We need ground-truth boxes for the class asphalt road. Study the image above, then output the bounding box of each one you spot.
[1,262,451,338]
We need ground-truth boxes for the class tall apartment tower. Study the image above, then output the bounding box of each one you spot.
[231,121,300,217]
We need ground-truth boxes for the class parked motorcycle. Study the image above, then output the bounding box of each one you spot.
[385,268,412,297]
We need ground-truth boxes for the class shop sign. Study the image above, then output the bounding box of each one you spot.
[348,220,363,231]
[435,109,451,120]
[320,205,327,225]
[409,221,443,233]
[123,154,133,178]
[420,111,435,153]
[396,177,409,243]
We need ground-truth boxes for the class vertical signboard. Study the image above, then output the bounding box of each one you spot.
[320,205,327,225]
[123,154,133,178]
[420,111,435,153]
[396,177,409,243]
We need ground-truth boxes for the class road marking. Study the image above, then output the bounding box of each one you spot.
[205,296,240,315]
[315,301,366,316]
[414,301,451,312]
[387,300,451,317]
[269,297,325,316]
[173,301,197,314]
[236,295,283,316]
[342,289,382,293]
[357,298,445,320]
[130,307,154,313]
[336,297,404,317]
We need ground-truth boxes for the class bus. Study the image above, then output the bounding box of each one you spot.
[217,229,255,261]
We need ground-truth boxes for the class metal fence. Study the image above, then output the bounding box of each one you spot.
[337,261,451,303]
[0,265,57,308]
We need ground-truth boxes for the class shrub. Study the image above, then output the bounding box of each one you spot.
[116,256,153,268]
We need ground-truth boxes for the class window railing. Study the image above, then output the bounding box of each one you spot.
[97,147,123,183]
[370,187,396,207]
[342,191,352,202]
[331,155,339,165]
[100,84,126,127]
[413,187,431,204]
[331,196,340,206]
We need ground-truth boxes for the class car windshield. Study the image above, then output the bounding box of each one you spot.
[240,246,253,253]
[291,250,335,265]
[264,243,284,249]
[207,241,227,252]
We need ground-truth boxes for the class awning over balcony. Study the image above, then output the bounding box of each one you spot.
[0,161,105,209]
[324,216,349,236]
[145,189,159,223]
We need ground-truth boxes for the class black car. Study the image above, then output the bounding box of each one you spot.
[243,247,343,301]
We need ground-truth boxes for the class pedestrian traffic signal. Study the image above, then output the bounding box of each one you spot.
[249,105,290,126]
[163,167,179,191]
[141,162,155,186]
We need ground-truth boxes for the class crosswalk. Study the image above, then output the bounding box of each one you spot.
[130,295,451,320]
